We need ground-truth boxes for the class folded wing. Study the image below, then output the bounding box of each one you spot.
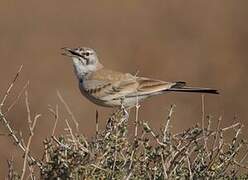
[83,69,218,102]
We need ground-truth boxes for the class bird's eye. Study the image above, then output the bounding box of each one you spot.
[84,52,90,56]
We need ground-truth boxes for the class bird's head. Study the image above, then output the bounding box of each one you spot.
[62,47,103,78]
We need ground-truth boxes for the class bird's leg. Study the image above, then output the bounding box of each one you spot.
[107,107,120,130]
[107,98,129,128]
[121,98,129,118]
[119,98,129,123]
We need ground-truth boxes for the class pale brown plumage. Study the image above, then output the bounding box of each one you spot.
[62,47,219,108]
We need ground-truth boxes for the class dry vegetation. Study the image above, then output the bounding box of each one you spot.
[1,67,248,179]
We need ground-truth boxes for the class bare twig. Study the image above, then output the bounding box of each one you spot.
[21,113,41,180]
[222,122,241,132]
[168,139,194,176]
[232,146,248,176]
[4,81,29,115]
[25,90,32,129]
[128,97,140,171]
[95,110,99,137]
[201,95,208,152]
[163,104,176,142]
[210,116,222,159]
[239,149,248,165]
[218,143,243,176]
[134,97,140,139]
[48,105,59,136]
[65,119,77,147]
[21,90,40,180]
[51,136,69,149]
[194,122,241,143]
[7,157,14,180]
[57,90,79,132]
[143,122,166,147]
[90,164,107,172]
[187,155,193,180]
[111,137,118,178]
[0,65,23,110]
[0,67,42,169]
[0,110,41,168]
[201,94,205,128]
[161,153,168,179]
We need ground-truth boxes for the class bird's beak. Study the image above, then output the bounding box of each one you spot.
[61,47,76,57]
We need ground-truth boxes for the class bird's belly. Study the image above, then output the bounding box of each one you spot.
[78,83,148,108]
[122,96,147,107]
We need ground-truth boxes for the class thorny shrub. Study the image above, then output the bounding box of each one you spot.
[1,66,248,179]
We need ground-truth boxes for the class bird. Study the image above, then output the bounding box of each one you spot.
[62,47,219,108]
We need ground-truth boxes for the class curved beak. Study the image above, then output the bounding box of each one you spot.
[61,47,72,57]
[61,47,86,62]
[61,47,78,57]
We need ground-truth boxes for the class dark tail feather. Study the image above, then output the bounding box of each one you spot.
[168,82,219,94]
[168,87,219,94]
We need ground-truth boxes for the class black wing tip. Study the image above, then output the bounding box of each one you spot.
[205,89,220,94]
[168,88,220,94]
[171,81,220,95]
[186,88,220,94]
[192,89,220,95]
[212,89,220,94]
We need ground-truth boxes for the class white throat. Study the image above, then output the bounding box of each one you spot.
[72,57,103,80]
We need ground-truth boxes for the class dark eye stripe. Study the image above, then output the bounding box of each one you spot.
[69,50,84,58]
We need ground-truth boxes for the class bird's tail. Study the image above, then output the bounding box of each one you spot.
[167,81,219,94]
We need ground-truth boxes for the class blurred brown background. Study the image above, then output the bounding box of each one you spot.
[0,0,248,177]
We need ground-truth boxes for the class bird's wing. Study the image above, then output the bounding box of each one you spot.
[84,69,183,100]
[124,77,184,97]
[83,70,139,101]
[137,78,178,93]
